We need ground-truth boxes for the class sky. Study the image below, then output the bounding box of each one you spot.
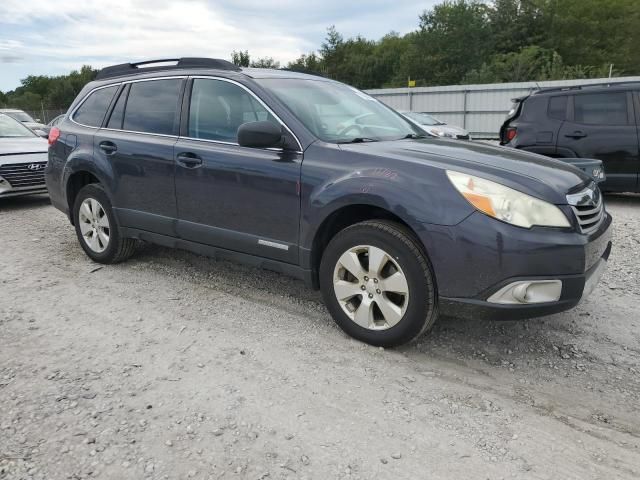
[0,0,438,92]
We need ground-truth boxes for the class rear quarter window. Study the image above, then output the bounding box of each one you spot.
[547,96,567,120]
[73,86,118,127]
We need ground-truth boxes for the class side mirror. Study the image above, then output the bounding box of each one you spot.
[237,121,283,149]
[35,118,42,123]
[35,129,48,139]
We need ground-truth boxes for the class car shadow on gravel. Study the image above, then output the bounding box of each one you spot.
[0,194,50,212]
[131,238,583,368]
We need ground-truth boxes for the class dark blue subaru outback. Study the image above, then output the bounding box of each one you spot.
[45,58,612,347]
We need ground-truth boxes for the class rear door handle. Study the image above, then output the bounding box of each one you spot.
[176,152,203,168]
[565,131,587,139]
[99,141,117,154]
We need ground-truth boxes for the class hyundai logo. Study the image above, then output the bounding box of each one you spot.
[27,164,45,171]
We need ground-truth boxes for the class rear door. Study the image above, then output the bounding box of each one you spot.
[95,78,185,235]
[558,91,639,191]
[634,91,640,191]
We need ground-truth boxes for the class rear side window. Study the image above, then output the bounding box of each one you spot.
[548,96,567,120]
[73,86,118,127]
[122,79,182,135]
[188,78,277,142]
[574,93,628,125]
[107,85,128,130]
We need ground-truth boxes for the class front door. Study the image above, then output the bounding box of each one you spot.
[174,77,302,264]
[558,91,639,192]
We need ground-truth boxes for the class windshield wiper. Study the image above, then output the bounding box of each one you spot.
[337,137,379,144]
[401,133,427,139]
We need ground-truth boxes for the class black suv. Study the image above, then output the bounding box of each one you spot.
[46,58,612,347]
[500,82,640,192]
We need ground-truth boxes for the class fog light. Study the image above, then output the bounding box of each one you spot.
[487,280,562,304]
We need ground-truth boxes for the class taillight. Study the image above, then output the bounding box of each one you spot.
[48,126,60,146]
[505,127,517,142]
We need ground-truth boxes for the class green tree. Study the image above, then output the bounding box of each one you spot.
[411,0,493,85]
[231,50,250,67]
[250,57,281,69]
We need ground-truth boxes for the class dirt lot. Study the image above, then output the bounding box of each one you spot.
[1,194,639,480]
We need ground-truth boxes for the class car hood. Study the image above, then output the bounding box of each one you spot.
[339,138,591,204]
[0,136,48,154]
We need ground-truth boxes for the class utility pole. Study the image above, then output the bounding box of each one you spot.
[609,64,614,78]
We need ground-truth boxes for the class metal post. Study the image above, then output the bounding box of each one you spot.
[462,90,468,129]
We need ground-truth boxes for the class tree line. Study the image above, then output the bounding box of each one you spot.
[2,0,638,112]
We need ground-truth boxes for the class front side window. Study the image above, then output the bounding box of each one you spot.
[122,79,182,135]
[256,78,420,143]
[574,93,628,125]
[188,79,277,142]
[73,86,118,127]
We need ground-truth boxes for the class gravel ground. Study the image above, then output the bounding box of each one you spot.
[1,194,639,480]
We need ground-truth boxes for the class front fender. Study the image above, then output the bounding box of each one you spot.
[301,164,474,250]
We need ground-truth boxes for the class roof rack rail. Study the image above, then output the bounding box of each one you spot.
[533,80,640,95]
[96,58,241,80]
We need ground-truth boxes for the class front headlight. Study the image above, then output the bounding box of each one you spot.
[446,170,570,228]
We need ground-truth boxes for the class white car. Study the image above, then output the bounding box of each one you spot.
[400,111,471,140]
[0,113,48,198]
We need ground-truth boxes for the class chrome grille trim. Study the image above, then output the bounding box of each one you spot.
[0,161,47,189]
[566,185,604,234]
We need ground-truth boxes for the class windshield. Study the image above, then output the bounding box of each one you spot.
[256,78,422,143]
[5,111,35,123]
[0,114,37,137]
[404,112,443,126]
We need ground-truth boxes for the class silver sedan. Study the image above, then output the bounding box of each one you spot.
[0,113,49,198]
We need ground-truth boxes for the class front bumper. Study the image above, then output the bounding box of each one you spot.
[421,210,612,321]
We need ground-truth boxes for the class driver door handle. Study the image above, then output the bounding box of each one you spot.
[565,130,587,139]
[176,152,203,168]
[99,141,117,154]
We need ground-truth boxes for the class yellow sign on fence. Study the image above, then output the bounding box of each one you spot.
[408,79,416,87]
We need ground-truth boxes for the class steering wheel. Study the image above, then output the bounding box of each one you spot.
[336,123,364,138]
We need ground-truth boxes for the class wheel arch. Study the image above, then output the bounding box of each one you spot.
[307,202,427,290]
[65,168,109,225]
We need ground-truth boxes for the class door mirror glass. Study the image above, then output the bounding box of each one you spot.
[238,121,283,149]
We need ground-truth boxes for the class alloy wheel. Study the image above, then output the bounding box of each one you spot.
[333,245,409,330]
[78,198,110,253]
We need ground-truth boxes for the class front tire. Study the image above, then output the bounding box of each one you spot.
[73,184,136,264]
[319,220,438,347]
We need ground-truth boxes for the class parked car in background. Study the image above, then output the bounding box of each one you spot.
[41,114,66,137]
[0,113,48,198]
[500,82,640,192]
[46,58,611,347]
[0,109,48,137]
[401,111,471,140]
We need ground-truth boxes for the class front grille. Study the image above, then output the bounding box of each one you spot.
[0,161,47,188]
[567,186,605,234]
[456,134,470,140]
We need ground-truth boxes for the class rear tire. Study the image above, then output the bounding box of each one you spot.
[319,220,438,347]
[73,184,136,264]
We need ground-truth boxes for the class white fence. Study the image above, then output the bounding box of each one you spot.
[366,76,640,139]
